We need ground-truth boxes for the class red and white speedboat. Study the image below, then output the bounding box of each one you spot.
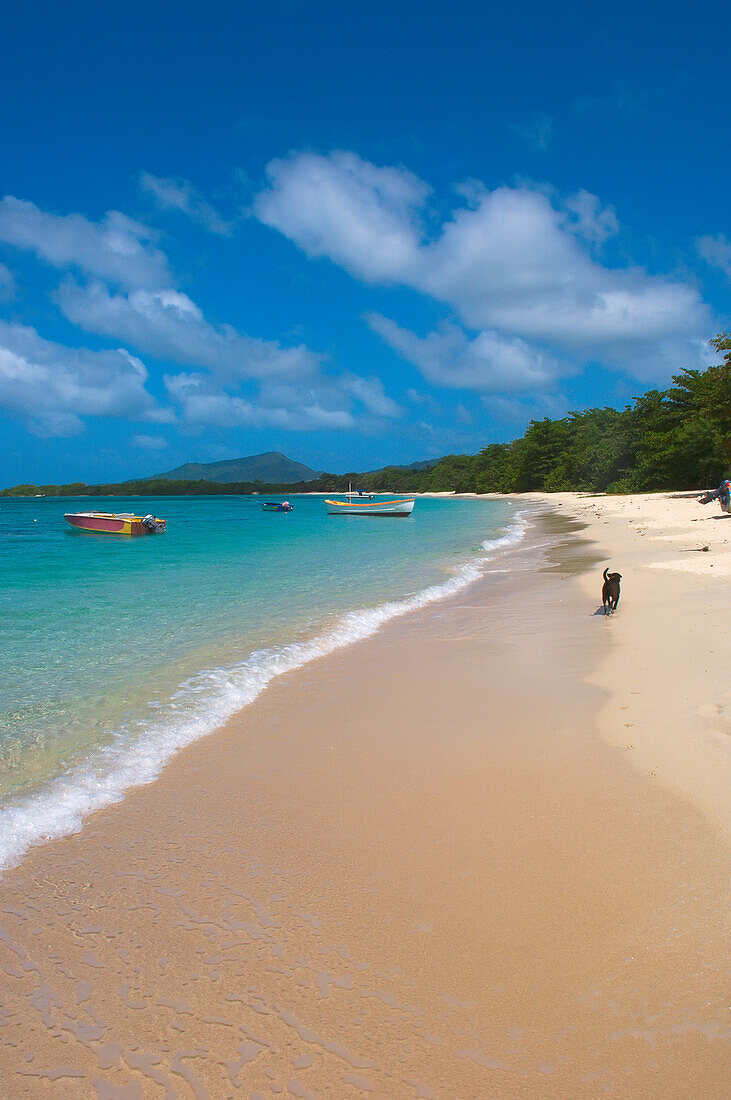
[64,512,166,535]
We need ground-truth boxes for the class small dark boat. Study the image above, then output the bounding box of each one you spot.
[259,500,294,513]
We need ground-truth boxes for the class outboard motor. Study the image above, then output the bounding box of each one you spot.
[141,514,164,533]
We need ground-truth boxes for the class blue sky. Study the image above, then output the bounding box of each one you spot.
[1,0,728,486]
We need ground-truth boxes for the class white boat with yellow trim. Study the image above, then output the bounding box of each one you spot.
[325,490,415,517]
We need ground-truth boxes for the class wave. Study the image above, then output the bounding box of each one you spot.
[0,512,529,872]
[481,512,528,553]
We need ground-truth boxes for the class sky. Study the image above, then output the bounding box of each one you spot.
[0,0,728,487]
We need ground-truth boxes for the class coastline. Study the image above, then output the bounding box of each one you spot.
[0,502,727,1096]
[0,498,524,874]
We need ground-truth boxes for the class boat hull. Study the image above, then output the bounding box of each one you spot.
[64,512,166,535]
[325,498,415,517]
[259,502,293,512]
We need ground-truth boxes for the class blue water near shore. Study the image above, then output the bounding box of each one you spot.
[0,494,524,869]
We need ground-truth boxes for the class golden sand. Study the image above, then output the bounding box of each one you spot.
[0,508,727,1098]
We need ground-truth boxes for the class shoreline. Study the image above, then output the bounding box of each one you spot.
[0,500,526,875]
[0,502,727,1096]
[521,491,730,843]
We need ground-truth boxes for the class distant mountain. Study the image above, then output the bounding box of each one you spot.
[361,458,438,475]
[155,452,323,484]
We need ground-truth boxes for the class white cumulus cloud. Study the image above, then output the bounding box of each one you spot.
[0,197,171,288]
[339,373,402,417]
[0,187,404,437]
[56,277,403,429]
[368,314,565,392]
[56,279,322,383]
[255,151,711,381]
[562,189,619,245]
[164,372,356,432]
[0,321,160,436]
[255,151,428,283]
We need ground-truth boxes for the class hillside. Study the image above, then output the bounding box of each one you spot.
[362,458,437,475]
[156,451,322,484]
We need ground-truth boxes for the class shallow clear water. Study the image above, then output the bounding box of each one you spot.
[0,493,521,868]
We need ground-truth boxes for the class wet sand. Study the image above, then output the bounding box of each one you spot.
[0,512,728,1098]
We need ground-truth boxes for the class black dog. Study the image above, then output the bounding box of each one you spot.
[602,568,622,614]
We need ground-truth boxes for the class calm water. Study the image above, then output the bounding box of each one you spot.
[0,494,523,868]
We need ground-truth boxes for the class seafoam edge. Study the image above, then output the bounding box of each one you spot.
[0,511,529,872]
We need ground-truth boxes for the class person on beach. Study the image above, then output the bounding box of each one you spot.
[698,479,731,513]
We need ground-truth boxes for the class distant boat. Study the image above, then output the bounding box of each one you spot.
[64,512,166,535]
[259,500,294,512]
[326,487,415,517]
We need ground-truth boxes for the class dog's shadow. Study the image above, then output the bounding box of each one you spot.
[593,606,615,616]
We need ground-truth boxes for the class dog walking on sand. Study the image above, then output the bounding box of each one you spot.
[602,568,622,614]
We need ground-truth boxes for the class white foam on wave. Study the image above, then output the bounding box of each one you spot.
[481,512,528,553]
[0,511,530,873]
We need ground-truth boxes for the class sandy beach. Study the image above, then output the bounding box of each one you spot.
[525,491,731,844]
[0,497,728,1098]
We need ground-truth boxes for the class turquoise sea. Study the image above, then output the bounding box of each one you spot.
[0,494,525,869]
